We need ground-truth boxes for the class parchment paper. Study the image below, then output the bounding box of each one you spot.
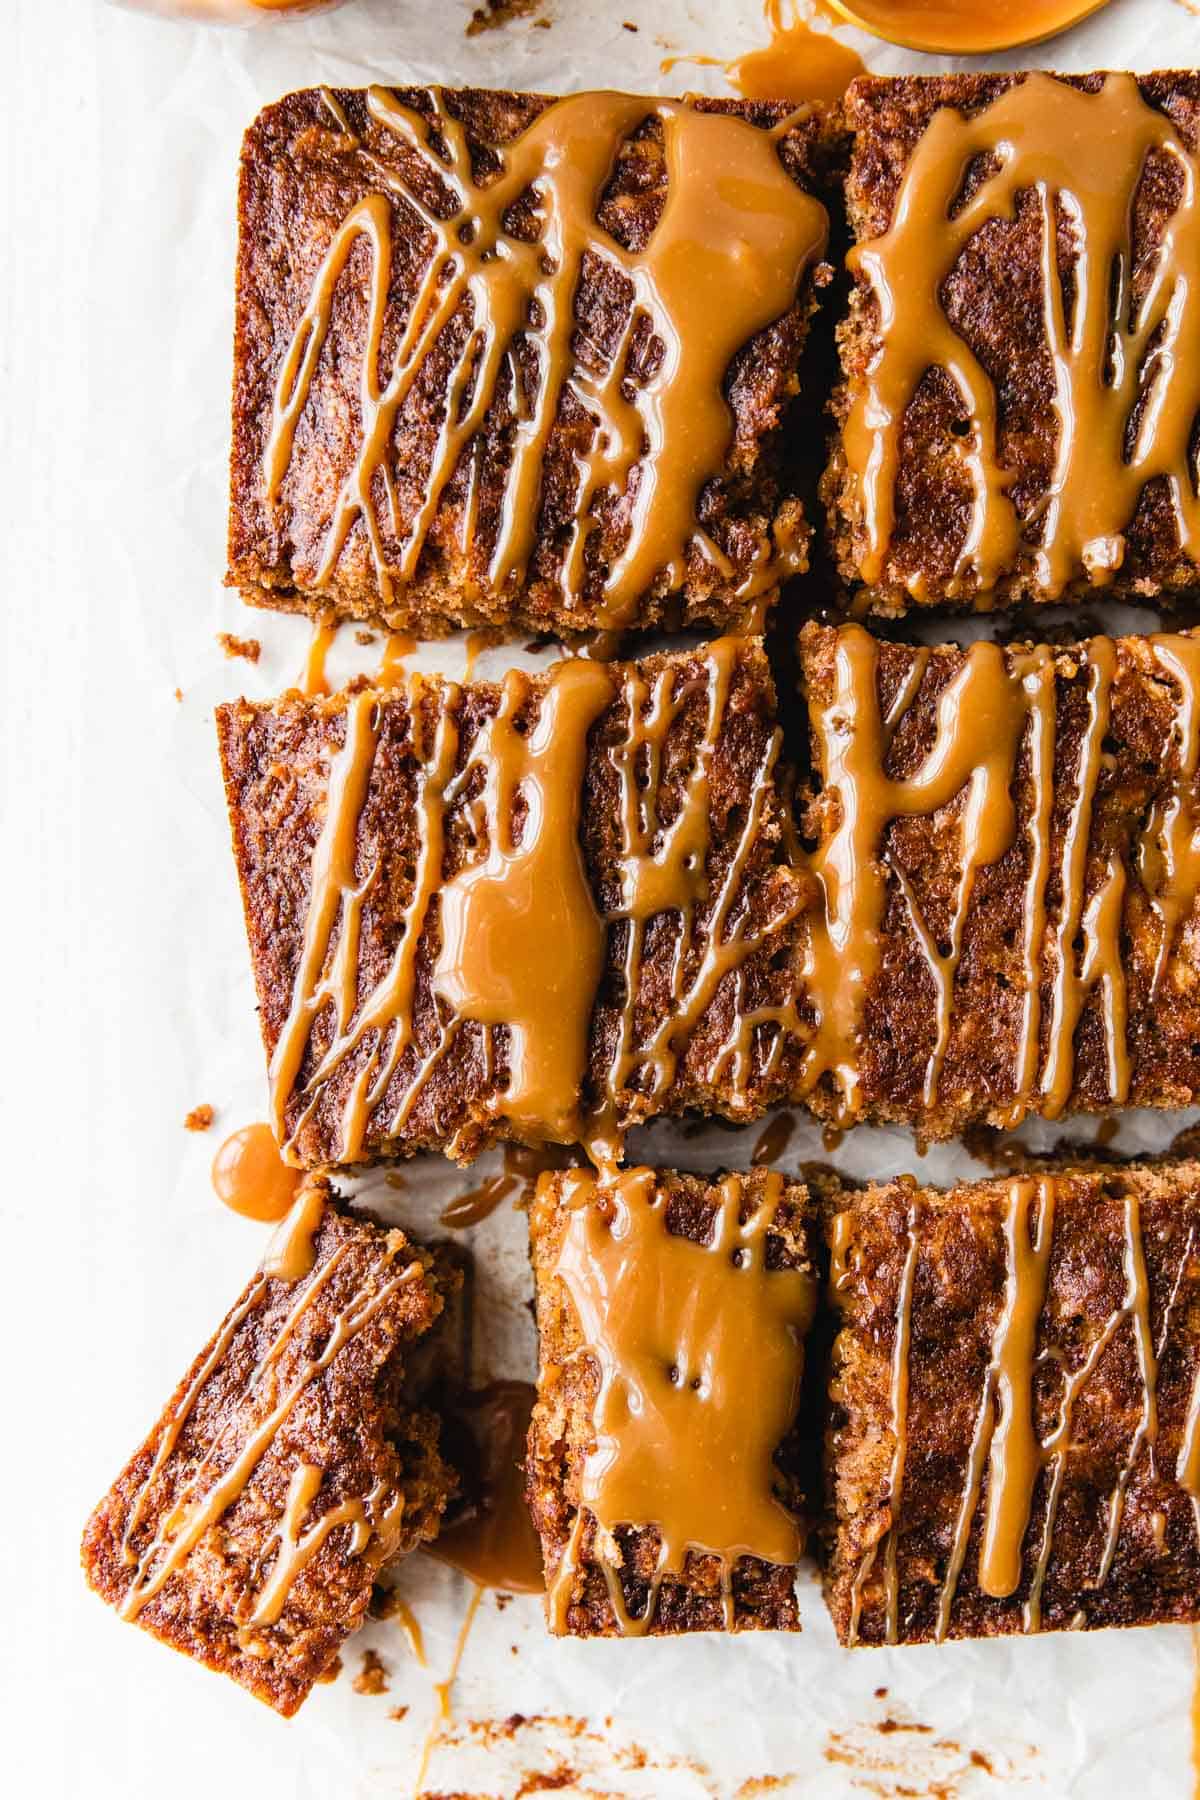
[8,1,1200,1793]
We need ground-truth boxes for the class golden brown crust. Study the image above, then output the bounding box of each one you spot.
[526,1166,816,1636]
[823,1161,1200,1645]
[81,1203,457,1716]
[228,85,832,638]
[825,70,1200,613]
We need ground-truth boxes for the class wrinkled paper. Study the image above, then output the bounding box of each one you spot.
[19,0,1200,1793]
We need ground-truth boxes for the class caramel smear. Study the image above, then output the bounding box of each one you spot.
[668,1,864,108]
[440,1173,520,1230]
[263,87,827,627]
[845,72,1200,600]
[211,1122,302,1222]
[545,1168,815,1634]
[268,641,801,1166]
[428,1382,544,1593]
[300,610,337,696]
[800,626,1200,1126]
[846,1176,1177,1643]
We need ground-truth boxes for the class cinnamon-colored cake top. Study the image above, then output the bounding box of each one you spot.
[230,85,830,638]
[829,70,1200,613]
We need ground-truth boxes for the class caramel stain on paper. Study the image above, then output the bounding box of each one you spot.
[663,0,864,107]
[823,1711,1022,1796]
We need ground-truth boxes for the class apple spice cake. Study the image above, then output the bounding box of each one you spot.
[824,1161,1200,1644]
[796,621,1200,1140]
[81,1187,458,1715]
[215,638,815,1169]
[825,70,1200,614]
[228,84,832,639]
[526,1164,818,1636]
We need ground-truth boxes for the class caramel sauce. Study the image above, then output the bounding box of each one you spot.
[300,611,337,697]
[119,1242,423,1624]
[270,640,801,1167]
[803,626,1200,1129]
[845,73,1200,600]
[440,1173,520,1230]
[845,1176,1182,1643]
[826,0,1109,53]
[262,1180,328,1281]
[751,1111,797,1166]
[543,1168,815,1634]
[264,88,826,626]
[427,1382,544,1593]
[732,2,865,106]
[211,1122,302,1222]
[378,630,415,687]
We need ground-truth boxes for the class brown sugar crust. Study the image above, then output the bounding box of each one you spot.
[216,641,814,1168]
[81,1204,457,1716]
[526,1166,815,1636]
[229,85,831,639]
[823,1162,1200,1644]
[825,70,1200,613]
[798,623,1200,1140]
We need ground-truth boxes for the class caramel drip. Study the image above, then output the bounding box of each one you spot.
[921,1182,1181,1638]
[427,1382,544,1593]
[854,1208,918,1647]
[434,661,614,1142]
[270,641,795,1164]
[804,627,1200,1125]
[663,0,864,108]
[978,1180,1056,1599]
[751,1110,797,1166]
[802,627,1034,1120]
[301,611,337,696]
[261,1179,328,1281]
[596,636,805,1158]
[378,630,415,687]
[120,1279,269,1565]
[211,1122,302,1222]
[439,1173,519,1229]
[1140,636,1200,995]
[263,89,826,624]
[120,1247,422,1621]
[845,73,1200,597]
[247,1463,405,1628]
[545,1168,813,1635]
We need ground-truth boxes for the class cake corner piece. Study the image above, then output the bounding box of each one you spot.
[80,1188,458,1715]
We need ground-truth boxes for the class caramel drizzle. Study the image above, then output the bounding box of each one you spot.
[845,73,1200,597]
[851,1179,1196,1642]
[803,626,1197,1125]
[269,642,799,1164]
[545,1168,813,1635]
[120,1244,422,1623]
[248,1462,406,1628]
[595,635,805,1157]
[263,88,826,624]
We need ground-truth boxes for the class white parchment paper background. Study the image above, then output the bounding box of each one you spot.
[6,0,1200,1793]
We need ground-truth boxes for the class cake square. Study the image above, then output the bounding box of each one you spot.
[825,70,1200,614]
[526,1165,818,1637]
[823,1162,1200,1644]
[216,639,814,1169]
[796,620,1200,1141]
[81,1188,457,1715]
[229,84,832,639]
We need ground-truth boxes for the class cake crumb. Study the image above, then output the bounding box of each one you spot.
[217,632,262,664]
[388,1704,409,1722]
[353,1649,390,1696]
[183,1103,215,1132]
[174,687,183,702]
[466,0,541,33]
[354,629,377,645]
